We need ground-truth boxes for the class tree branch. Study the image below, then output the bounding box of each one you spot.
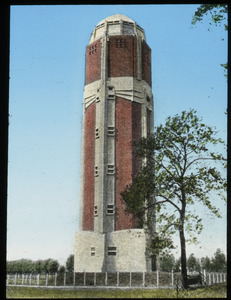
[155,194,181,213]
[186,157,218,171]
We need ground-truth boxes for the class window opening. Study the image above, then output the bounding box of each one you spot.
[91,247,96,256]
[95,128,99,139]
[107,165,115,175]
[107,204,114,215]
[94,206,98,216]
[108,126,115,136]
[108,94,115,100]
[95,166,99,177]
[108,246,117,256]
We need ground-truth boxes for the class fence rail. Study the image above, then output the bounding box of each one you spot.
[6,271,226,288]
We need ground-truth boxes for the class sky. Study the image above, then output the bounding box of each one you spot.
[7,4,227,266]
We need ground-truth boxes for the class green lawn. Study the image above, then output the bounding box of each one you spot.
[6,283,226,298]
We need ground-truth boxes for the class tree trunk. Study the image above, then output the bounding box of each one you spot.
[179,186,188,289]
[179,226,188,289]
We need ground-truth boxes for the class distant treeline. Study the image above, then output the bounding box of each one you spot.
[7,255,74,274]
[160,248,227,273]
[7,249,226,274]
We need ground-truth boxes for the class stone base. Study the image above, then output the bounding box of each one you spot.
[74,229,152,272]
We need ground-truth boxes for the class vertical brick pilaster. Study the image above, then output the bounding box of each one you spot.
[82,102,96,231]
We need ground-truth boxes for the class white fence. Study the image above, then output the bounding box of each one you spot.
[6,270,226,288]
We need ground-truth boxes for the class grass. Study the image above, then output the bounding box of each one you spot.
[6,283,227,298]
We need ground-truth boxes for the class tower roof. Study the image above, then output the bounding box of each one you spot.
[97,14,135,26]
[89,14,146,44]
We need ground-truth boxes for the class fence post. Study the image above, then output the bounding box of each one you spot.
[171,270,174,286]
[64,272,66,286]
[22,274,24,285]
[29,274,32,285]
[46,273,48,286]
[94,272,96,286]
[73,272,75,286]
[6,274,9,285]
[84,272,86,286]
[157,270,159,287]
[203,269,206,285]
[143,272,145,287]
[105,272,107,286]
[117,271,119,287]
[54,273,57,286]
[130,272,132,287]
[37,274,40,286]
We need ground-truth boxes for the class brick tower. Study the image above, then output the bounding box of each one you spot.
[74,14,154,272]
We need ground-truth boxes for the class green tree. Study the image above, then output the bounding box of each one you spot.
[66,254,74,272]
[122,109,226,289]
[160,254,175,272]
[201,256,212,272]
[58,265,66,274]
[211,248,226,272]
[35,260,43,274]
[48,259,59,274]
[187,253,201,272]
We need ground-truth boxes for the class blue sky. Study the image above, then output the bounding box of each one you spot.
[7,4,227,266]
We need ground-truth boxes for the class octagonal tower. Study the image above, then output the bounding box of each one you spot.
[74,14,155,272]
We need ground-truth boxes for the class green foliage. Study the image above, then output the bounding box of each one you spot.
[201,256,212,271]
[211,248,227,272]
[148,233,175,256]
[201,248,226,272]
[122,109,226,289]
[187,253,201,272]
[159,253,175,272]
[192,4,228,30]
[58,265,66,273]
[7,258,59,274]
[192,4,228,77]
[123,109,226,249]
[66,254,74,272]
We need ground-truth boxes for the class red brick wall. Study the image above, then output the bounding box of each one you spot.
[82,102,95,231]
[108,36,137,78]
[115,98,141,230]
[132,102,141,178]
[142,41,151,86]
[85,39,101,85]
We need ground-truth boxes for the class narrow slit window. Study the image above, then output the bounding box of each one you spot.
[107,204,114,215]
[91,247,96,256]
[108,94,115,100]
[107,165,115,175]
[94,206,98,216]
[108,126,115,136]
[95,128,99,139]
[108,246,117,256]
[95,166,99,177]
